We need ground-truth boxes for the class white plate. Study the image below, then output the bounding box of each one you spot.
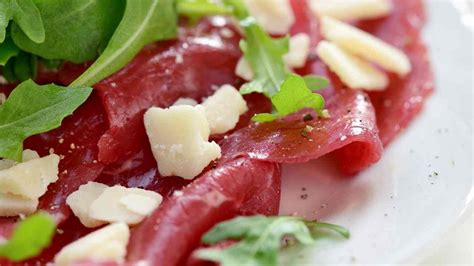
[279,1,473,264]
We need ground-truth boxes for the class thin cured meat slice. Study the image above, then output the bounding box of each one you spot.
[95,18,244,164]
[126,158,281,266]
[219,61,383,175]
[357,0,434,146]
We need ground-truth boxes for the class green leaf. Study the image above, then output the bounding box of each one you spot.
[1,51,36,82]
[252,74,326,122]
[303,75,330,91]
[238,20,289,97]
[0,212,56,262]
[222,0,288,97]
[0,36,20,66]
[0,0,45,43]
[178,0,232,24]
[0,80,92,161]
[198,215,349,266]
[71,0,177,87]
[11,0,124,63]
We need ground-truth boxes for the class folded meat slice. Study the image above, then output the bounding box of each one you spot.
[357,0,434,146]
[94,18,244,164]
[220,59,383,175]
[126,158,280,266]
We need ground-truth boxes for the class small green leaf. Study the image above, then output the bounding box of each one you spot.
[0,212,56,262]
[11,0,124,63]
[178,0,232,24]
[238,21,289,97]
[0,36,20,66]
[252,113,279,122]
[0,79,92,161]
[198,215,349,266]
[71,0,177,87]
[0,0,45,43]
[252,74,326,122]
[303,75,330,91]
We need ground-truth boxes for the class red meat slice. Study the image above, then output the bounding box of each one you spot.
[94,18,244,164]
[126,158,280,266]
[357,0,434,145]
[219,60,383,175]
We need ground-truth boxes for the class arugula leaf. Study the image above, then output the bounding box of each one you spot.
[239,21,289,97]
[178,0,233,24]
[0,80,92,161]
[198,215,349,266]
[253,74,326,122]
[71,0,177,87]
[303,75,330,91]
[0,212,56,262]
[11,0,124,63]
[0,36,19,66]
[0,0,44,43]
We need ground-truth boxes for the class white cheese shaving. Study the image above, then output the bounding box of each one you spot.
[235,57,254,81]
[244,0,295,35]
[201,85,248,135]
[0,152,59,200]
[173,98,198,106]
[310,0,393,21]
[283,33,311,69]
[144,105,221,179]
[54,223,130,266]
[66,182,108,228]
[0,193,38,217]
[67,183,162,227]
[89,186,162,225]
[316,40,389,90]
[320,16,411,76]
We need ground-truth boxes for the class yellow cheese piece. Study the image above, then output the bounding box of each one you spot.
[202,85,248,135]
[54,223,130,266]
[320,16,411,76]
[310,0,393,21]
[66,182,108,228]
[0,193,38,217]
[244,0,295,35]
[316,40,388,90]
[0,153,59,200]
[89,186,162,225]
[144,105,221,179]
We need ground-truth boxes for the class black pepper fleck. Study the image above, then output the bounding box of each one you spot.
[300,194,308,200]
[303,114,314,121]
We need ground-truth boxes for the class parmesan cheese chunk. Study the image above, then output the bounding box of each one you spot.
[310,0,393,21]
[316,40,388,90]
[0,153,59,200]
[202,85,248,134]
[235,57,254,81]
[89,186,162,225]
[54,223,130,266]
[173,97,198,106]
[283,33,311,69]
[0,193,38,217]
[144,105,221,179]
[66,182,108,228]
[320,16,411,76]
[244,0,295,35]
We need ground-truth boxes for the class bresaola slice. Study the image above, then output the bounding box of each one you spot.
[126,158,281,266]
[220,60,383,175]
[94,18,243,164]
